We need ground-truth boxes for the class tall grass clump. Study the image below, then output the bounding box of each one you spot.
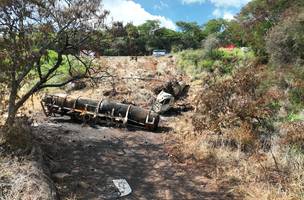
[176,46,255,79]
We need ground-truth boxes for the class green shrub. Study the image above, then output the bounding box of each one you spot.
[287,113,304,122]
[216,48,255,61]
[198,60,214,71]
[176,47,255,77]
[205,49,224,60]
[176,49,204,75]
[219,63,233,74]
[290,88,304,105]
[289,87,304,111]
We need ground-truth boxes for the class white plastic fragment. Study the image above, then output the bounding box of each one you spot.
[112,179,132,197]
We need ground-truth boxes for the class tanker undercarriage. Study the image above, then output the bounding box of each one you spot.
[41,94,160,131]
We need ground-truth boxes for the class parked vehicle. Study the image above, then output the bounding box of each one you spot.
[152,49,166,57]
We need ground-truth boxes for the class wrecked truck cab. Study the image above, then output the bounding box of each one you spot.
[152,91,175,114]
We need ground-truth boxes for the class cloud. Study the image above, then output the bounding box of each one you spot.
[182,0,251,8]
[223,12,235,20]
[211,0,251,8]
[182,0,205,4]
[212,9,235,20]
[182,0,251,20]
[212,8,222,18]
[154,0,169,10]
[103,0,176,30]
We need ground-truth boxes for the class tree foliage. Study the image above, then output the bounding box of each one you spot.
[0,0,107,126]
[86,18,236,56]
[266,8,304,66]
[237,0,304,57]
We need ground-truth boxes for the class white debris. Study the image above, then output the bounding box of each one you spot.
[112,179,132,197]
[32,122,39,127]
[152,91,175,114]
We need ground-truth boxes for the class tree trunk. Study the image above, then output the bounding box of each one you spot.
[5,82,18,127]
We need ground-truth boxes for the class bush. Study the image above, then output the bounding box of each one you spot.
[289,87,304,108]
[202,33,220,53]
[176,49,205,76]
[176,47,256,78]
[192,64,278,151]
[197,60,214,71]
[281,122,304,152]
[206,49,224,60]
[266,11,304,66]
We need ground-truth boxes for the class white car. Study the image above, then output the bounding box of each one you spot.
[152,50,166,57]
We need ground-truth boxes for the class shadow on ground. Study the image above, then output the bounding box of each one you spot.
[33,121,239,200]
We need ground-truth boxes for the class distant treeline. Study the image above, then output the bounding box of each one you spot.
[84,0,303,65]
[84,19,244,56]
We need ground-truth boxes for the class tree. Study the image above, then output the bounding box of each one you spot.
[202,19,226,37]
[0,0,108,127]
[237,0,302,56]
[138,20,161,54]
[221,20,246,47]
[176,21,204,49]
[266,10,304,66]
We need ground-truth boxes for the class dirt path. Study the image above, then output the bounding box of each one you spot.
[33,117,234,200]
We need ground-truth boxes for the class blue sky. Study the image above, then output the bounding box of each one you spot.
[103,0,251,30]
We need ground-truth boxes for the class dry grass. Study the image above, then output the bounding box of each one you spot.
[0,115,57,199]
[0,147,58,200]
[169,63,304,199]
[171,126,304,199]
[280,122,304,150]
[0,116,33,151]
[4,160,57,200]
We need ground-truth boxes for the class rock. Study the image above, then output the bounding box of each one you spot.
[117,151,125,156]
[52,172,70,181]
[78,181,90,189]
[71,169,80,174]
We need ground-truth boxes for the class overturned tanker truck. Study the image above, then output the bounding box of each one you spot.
[41,94,160,131]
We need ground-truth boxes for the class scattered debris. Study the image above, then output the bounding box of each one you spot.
[112,179,132,197]
[153,80,190,100]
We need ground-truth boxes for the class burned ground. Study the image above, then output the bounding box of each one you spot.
[21,56,238,199]
[32,118,237,200]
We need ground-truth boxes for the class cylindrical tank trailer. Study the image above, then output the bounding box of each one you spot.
[41,94,160,131]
